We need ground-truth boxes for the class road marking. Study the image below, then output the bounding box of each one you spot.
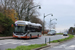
[69,45,75,47]
[21,43,30,45]
[3,42,19,44]
[65,45,75,49]
[53,44,66,48]
[0,41,30,45]
[53,44,75,50]
[11,43,18,44]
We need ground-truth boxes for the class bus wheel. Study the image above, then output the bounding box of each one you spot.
[30,34,32,38]
[37,34,39,37]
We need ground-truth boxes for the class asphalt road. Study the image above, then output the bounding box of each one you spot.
[43,37,75,50]
[0,35,67,50]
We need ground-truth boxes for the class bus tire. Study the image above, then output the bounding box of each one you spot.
[30,34,32,38]
[37,34,39,37]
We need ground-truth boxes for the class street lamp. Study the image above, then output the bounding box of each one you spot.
[50,18,57,31]
[26,5,41,21]
[43,13,53,35]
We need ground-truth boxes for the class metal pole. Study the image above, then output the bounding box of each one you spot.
[43,14,45,35]
[43,13,53,35]
[45,38,46,44]
[50,19,51,31]
[49,38,50,44]
[26,5,41,21]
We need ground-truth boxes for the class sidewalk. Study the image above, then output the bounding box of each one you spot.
[0,36,13,40]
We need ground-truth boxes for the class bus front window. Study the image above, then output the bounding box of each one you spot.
[14,26,25,33]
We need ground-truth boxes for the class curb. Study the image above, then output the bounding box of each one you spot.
[0,37,13,40]
[32,45,50,50]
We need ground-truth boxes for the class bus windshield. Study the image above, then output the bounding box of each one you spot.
[14,26,25,33]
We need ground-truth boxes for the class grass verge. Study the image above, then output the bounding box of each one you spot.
[6,44,47,50]
[50,34,74,43]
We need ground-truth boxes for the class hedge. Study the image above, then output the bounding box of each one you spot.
[0,13,14,36]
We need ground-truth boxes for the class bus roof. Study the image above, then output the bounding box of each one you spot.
[15,20,42,27]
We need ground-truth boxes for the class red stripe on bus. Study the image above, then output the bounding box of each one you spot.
[39,35,41,37]
[31,36,37,38]
[13,35,41,38]
[31,35,41,38]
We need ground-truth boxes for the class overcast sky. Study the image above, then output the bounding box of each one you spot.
[33,0,75,33]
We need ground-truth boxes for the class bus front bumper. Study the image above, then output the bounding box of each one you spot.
[13,34,30,38]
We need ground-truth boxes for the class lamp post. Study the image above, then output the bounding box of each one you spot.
[50,18,57,31]
[26,5,41,21]
[43,13,53,35]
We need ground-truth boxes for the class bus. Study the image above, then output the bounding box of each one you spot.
[13,20,42,38]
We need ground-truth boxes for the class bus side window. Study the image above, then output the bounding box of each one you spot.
[30,26,35,32]
[37,26,42,32]
[40,27,42,32]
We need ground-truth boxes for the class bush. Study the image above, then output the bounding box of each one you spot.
[0,13,14,36]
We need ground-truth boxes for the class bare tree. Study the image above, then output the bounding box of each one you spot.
[0,0,34,19]
[0,0,43,25]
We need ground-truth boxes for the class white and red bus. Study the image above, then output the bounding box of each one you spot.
[13,20,42,38]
